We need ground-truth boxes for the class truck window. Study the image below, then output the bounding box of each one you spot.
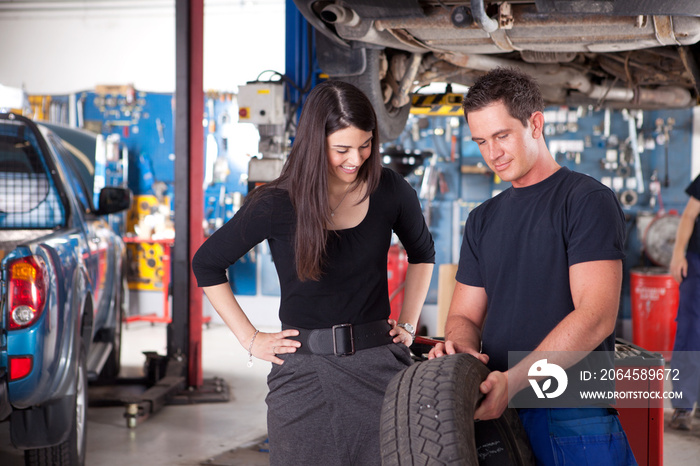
[0,123,65,229]
[49,133,94,214]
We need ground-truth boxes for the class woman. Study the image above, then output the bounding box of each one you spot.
[192,80,435,465]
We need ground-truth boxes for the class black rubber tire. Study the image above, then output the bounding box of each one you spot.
[25,347,88,466]
[380,353,535,466]
[339,48,411,143]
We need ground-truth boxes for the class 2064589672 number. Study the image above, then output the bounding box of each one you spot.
[598,368,680,381]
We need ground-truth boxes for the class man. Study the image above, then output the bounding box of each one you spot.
[668,173,700,430]
[429,67,636,465]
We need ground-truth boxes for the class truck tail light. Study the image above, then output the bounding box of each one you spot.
[9,356,33,380]
[7,256,48,330]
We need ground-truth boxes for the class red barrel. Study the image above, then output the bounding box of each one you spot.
[630,267,679,356]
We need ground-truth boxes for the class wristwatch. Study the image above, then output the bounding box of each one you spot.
[397,323,416,340]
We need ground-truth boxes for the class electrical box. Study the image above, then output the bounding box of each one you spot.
[237,82,285,125]
[248,157,286,192]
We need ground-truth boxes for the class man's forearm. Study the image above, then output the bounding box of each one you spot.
[444,313,483,353]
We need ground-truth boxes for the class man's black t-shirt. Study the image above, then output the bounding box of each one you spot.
[193,168,435,329]
[456,167,626,372]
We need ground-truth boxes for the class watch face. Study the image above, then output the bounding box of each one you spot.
[400,323,415,334]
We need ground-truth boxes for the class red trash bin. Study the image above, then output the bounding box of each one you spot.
[630,267,679,358]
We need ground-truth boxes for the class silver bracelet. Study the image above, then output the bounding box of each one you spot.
[247,329,260,367]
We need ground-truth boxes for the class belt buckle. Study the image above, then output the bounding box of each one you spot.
[332,323,355,356]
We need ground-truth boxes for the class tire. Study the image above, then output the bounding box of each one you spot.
[25,347,88,466]
[340,48,411,143]
[380,353,535,466]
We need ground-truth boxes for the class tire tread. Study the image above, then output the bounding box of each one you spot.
[380,354,536,466]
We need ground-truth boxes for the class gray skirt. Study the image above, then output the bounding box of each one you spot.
[265,343,412,466]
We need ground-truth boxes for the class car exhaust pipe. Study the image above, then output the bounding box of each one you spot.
[636,86,693,107]
[320,4,360,27]
[438,52,693,107]
[393,53,424,107]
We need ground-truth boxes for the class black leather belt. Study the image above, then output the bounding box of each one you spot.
[284,320,393,356]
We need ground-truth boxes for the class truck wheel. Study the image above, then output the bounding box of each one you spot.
[340,48,411,142]
[380,353,535,465]
[25,348,88,466]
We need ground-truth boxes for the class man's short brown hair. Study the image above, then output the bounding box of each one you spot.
[462,67,545,127]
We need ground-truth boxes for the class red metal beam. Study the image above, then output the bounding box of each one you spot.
[173,0,204,388]
[187,0,205,389]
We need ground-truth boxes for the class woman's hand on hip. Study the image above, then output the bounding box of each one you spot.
[251,329,301,365]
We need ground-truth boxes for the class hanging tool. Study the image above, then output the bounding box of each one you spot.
[419,151,439,226]
[156,117,165,144]
[649,169,663,211]
[623,110,644,195]
[654,117,675,187]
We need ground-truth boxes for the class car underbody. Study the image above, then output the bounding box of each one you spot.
[296,0,700,139]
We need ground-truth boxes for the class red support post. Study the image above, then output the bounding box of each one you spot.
[188,0,205,389]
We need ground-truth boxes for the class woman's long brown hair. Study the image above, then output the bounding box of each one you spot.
[246,80,382,281]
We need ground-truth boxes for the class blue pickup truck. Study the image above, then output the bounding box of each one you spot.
[0,113,131,465]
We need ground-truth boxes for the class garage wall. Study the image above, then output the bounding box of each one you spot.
[0,0,285,94]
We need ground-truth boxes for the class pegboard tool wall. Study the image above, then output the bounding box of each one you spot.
[78,89,175,199]
[393,106,695,320]
[79,89,246,209]
[77,88,258,294]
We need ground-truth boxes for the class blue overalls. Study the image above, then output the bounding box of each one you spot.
[518,407,637,465]
[671,251,700,410]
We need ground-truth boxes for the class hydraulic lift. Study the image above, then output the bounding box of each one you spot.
[89,0,223,428]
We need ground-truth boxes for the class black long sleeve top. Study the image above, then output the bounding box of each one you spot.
[192,167,435,329]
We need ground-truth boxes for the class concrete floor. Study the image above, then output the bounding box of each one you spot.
[1,319,699,465]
